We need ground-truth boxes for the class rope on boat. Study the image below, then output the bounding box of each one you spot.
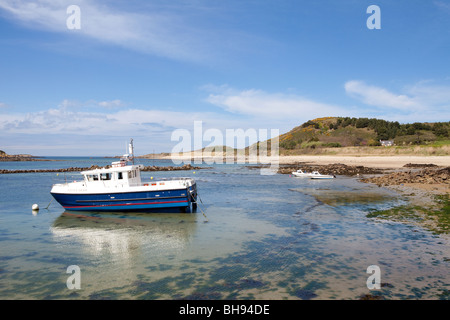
[191,191,208,222]
[45,198,53,210]
[198,194,204,205]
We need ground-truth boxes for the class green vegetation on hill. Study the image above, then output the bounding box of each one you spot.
[279,117,450,151]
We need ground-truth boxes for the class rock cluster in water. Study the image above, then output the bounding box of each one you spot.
[278,163,383,176]
[361,167,450,186]
[0,164,202,174]
[403,163,438,168]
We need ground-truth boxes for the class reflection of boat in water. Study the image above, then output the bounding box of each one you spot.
[50,139,198,212]
[50,211,198,255]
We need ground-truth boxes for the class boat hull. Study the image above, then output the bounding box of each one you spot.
[51,185,197,212]
[292,173,311,177]
[310,176,335,179]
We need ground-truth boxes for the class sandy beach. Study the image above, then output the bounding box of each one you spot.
[166,153,449,169]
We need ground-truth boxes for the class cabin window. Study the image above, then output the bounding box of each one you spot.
[100,173,111,180]
[86,174,99,182]
[118,172,123,180]
[128,170,136,179]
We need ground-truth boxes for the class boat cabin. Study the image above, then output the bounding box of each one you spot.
[81,162,145,188]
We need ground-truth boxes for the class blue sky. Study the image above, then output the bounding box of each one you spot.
[1,0,450,156]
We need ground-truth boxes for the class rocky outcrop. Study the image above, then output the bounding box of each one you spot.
[0,154,43,161]
[403,163,438,168]
[361,167,450,186]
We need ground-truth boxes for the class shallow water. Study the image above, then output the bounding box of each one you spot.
[0,158,448,299]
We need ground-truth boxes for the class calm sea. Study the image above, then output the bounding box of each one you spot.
[0,157,448,299]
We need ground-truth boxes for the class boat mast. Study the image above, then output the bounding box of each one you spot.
[129,139,134,164]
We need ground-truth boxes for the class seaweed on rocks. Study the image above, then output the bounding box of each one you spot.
[361,167,450,186]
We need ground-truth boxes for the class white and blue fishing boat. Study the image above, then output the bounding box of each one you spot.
[292,169,335,179]
[50,140,198,212]
[292,169,313,177]
[309,171,336,179]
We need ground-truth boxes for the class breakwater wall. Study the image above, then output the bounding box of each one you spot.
[0,164,202,174]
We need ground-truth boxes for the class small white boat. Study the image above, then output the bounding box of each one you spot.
[292,169,313,177]
[309,171,336,179]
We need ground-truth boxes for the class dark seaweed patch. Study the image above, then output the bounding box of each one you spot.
[359,293,385,300]
[132,277,176,299]
[292,288,317,300]
[209,265,249,283]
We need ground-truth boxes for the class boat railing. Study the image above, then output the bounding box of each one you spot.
[142,177,195,186]
[153,177,194,181]
[51,173,83,185]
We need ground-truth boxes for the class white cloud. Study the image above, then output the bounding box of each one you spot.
[0,0,246,63]
[57,99,126,110]
[205,86,348,120]
[344,80,450,121]
[344,80,418,110]
[204,81,450,126]
[0,99,252,138]
[98,99,126,109]
[58,99,80,109]
[405,82,450,106]
[0,94,301,155]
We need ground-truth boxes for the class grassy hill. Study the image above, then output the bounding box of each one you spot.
[278,117,450,155]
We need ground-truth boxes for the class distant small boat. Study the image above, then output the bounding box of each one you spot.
[292,169,313,177]
[309,171,336,179]
[50,139,198,212]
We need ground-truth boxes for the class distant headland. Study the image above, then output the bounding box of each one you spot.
[0,150,45,161]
